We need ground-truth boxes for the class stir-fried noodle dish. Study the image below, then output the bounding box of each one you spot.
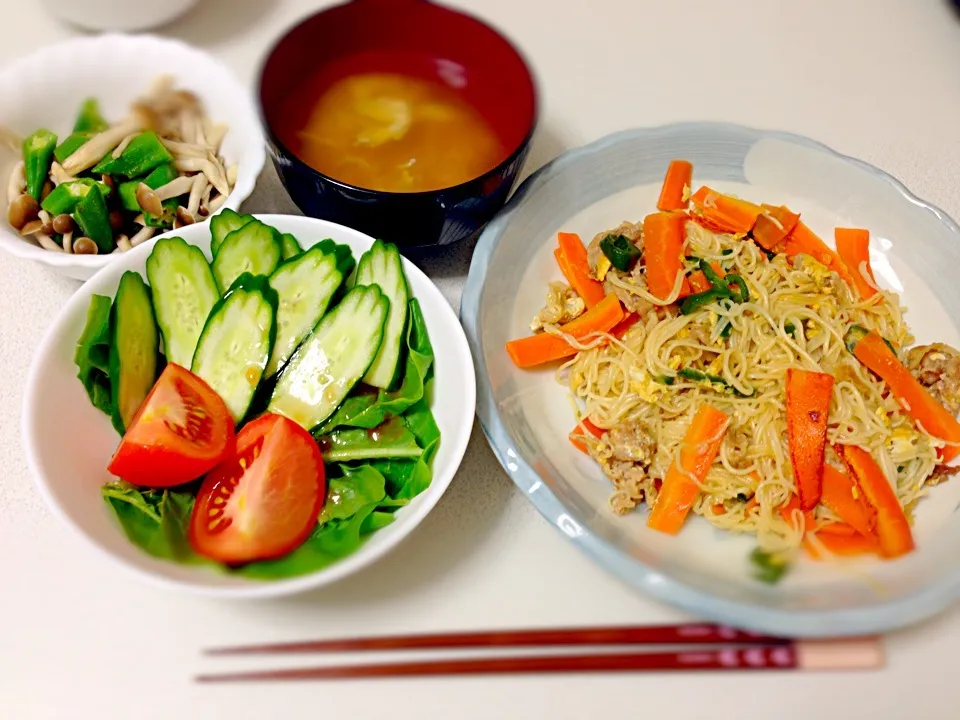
[506,159,960,581]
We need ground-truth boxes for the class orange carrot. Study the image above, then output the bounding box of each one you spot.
[846,326,960,462]
[751,204,800,250]
[835,444,914,558]
[834,227,878,300]
[687,261,725,294]
[657,160,693,211]
[569,417,605,454]
[611,312,641,339]
[778,495,816,531]
[689,186,762,234]
[820,463,877,538]
[816,522,859,537]
[648,405,730,534]
[785,368,834,510]
[506,293,624,368]
[556,232,606,308]
[643,211,691,300]
[804,532,880,560]
[711,503,726,516]
[778,221,850,280]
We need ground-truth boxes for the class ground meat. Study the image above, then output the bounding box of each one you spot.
[603,262,655,316]
[905,343,960,416]
[530,281,585,332]
[607,419,656,465]
[926,464,960,487]
[586,220,644,276]
[602,460,649,515]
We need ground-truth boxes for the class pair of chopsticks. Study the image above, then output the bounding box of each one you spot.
[196,624,883,682]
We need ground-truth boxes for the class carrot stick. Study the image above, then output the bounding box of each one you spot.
[569,417,605,454]
[751,204,800,250]
[778,221,851,280]
[648,405,730,534]
[804,532,880,560]
[556,233,607,308]
[687,261,725,294]
[820,463,877,538]
[643,211,691,300]
[689,186,762,234]
[834,228,878,300]
[846,326,960,462]
[835,444,914,558]
[506,293,624,368]
[657,160,693,211]
[611,312,641,339]
[785,368,834,510]
[816,522,859,537]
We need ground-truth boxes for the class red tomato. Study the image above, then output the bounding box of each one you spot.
[189,413,326,564]
[108,364,235,487]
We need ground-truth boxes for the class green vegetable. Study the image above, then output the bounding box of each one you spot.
[74,294,113,417]
[317,465,387,524]
[117,163,178,212]
[317,417,424,463]
[280,233,302,260]
[74,185,114,253]
[73,98,108,134]
[316,299,433,433]
[784,321,797,338]
[599,233,641,272]
[679,258,749,315]
[108,272,161,436]
[844,324,897,356]
[41,178,111,215]
[315,238,356,279]
[144,198,179,229]
[750,547,791,584]
[22,129,57,201]
[54,132,91,164]
[93,131,173,178]
[677,367,754,397]
[210,208,253,255]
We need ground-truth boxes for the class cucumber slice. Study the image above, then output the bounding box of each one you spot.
[355,240,409,389]
[212,219,283,293]
[108,271,160,434]
[315,238,356,279]
[269,285,389,430]
[210,208,253,256]
[280,232,302,260]
[191,274,278,423]
[146,236,219,368]
[265,247,344,378]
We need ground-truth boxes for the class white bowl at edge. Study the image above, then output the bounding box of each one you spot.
[21,214,477,598]
[0,34,264,281]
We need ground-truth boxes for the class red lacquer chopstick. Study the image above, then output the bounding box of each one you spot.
[205,623,786,656]
[195,639,883,683]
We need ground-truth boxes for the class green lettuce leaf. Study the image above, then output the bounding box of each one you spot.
[75,294,113,417]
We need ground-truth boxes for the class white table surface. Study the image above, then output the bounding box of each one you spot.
[3,1,960,717]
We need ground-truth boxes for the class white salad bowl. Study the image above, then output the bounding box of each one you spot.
[0,34,264,281]
[462,122,960,637]
[22,214,476,598]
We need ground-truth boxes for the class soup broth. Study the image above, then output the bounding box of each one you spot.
[295,72,505,193]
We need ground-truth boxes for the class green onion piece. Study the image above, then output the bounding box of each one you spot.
[680,288,727,315]
[599,233,641,272]
[750,547,790,584]
[724,274,750,303]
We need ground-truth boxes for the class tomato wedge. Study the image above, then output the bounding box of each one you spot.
[189,413,326,564]
[107,363,235,487]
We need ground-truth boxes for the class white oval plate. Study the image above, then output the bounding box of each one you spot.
[462,122,960,637]
[22,215,476,598]
[0,34,265,280]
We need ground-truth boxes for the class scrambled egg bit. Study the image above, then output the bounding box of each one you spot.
[628,367,662,402]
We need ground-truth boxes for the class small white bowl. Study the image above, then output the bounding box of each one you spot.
[21,215,476,598]
[0,34,264,281]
